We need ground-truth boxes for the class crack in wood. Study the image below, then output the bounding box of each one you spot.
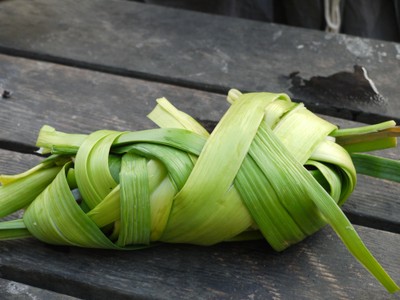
[0,140,38,155]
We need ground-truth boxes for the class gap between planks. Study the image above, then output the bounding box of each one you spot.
[0,48,396,126]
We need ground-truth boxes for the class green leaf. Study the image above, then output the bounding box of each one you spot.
[23,163,121,248]
[334,123,400,153]
[74,130,122,209]
[161,92,290,245]
[117,152,151,246]
[148,97,209,137]
[0,166,62,218]
[255,123,399,293]
[351,153,400,183]
[0,219,31,240]
[36,125,87,154]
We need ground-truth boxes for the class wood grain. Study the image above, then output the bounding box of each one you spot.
[0,0,399,123]
[0,54,399,233]
[0,2,399,298]
[0,53,228,146]
[0,277,78,300]
[0,226,398,299]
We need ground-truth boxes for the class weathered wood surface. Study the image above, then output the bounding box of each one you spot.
[0,53,228,147]
[0,0,400,123]
[0,224,398,300]
[0,277,79,300]
[1,54,399,235]
[0,2,399,298]
[0,150,399,298]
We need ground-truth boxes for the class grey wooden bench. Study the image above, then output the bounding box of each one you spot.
[0,0,399,299]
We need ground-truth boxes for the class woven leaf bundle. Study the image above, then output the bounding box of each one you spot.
[0,90,398,292]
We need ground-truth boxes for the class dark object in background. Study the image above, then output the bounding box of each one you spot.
[279,0,325,30]
[143,0,275,21]
[289,65,387,112]
[139,0,400,42]
[341,0,400,41]
[1,89,12,99]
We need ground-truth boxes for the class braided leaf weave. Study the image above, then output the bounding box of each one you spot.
[21,91,355,249]
[0,90,398,292]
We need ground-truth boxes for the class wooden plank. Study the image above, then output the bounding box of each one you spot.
[0,53,228,147]
[0,0,400,123]
[0,278,79,300]
[0,150,399,298]
[0,225,398,299]
[344,174,400,233]
[0,149,42,175]
[0,54,399,232]
[0,62,399,298]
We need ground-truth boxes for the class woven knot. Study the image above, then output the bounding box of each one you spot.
[22,91,356,250]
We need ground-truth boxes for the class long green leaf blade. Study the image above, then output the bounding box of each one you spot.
[0,219,32,240]
[0,166,62,218]
[23,163,121,249]
[118,152,151,246]
[162,92,290,245]
[257,123,399,293]
[351,153,400,183]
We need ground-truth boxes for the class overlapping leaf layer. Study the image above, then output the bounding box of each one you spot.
[0,90,398,292]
